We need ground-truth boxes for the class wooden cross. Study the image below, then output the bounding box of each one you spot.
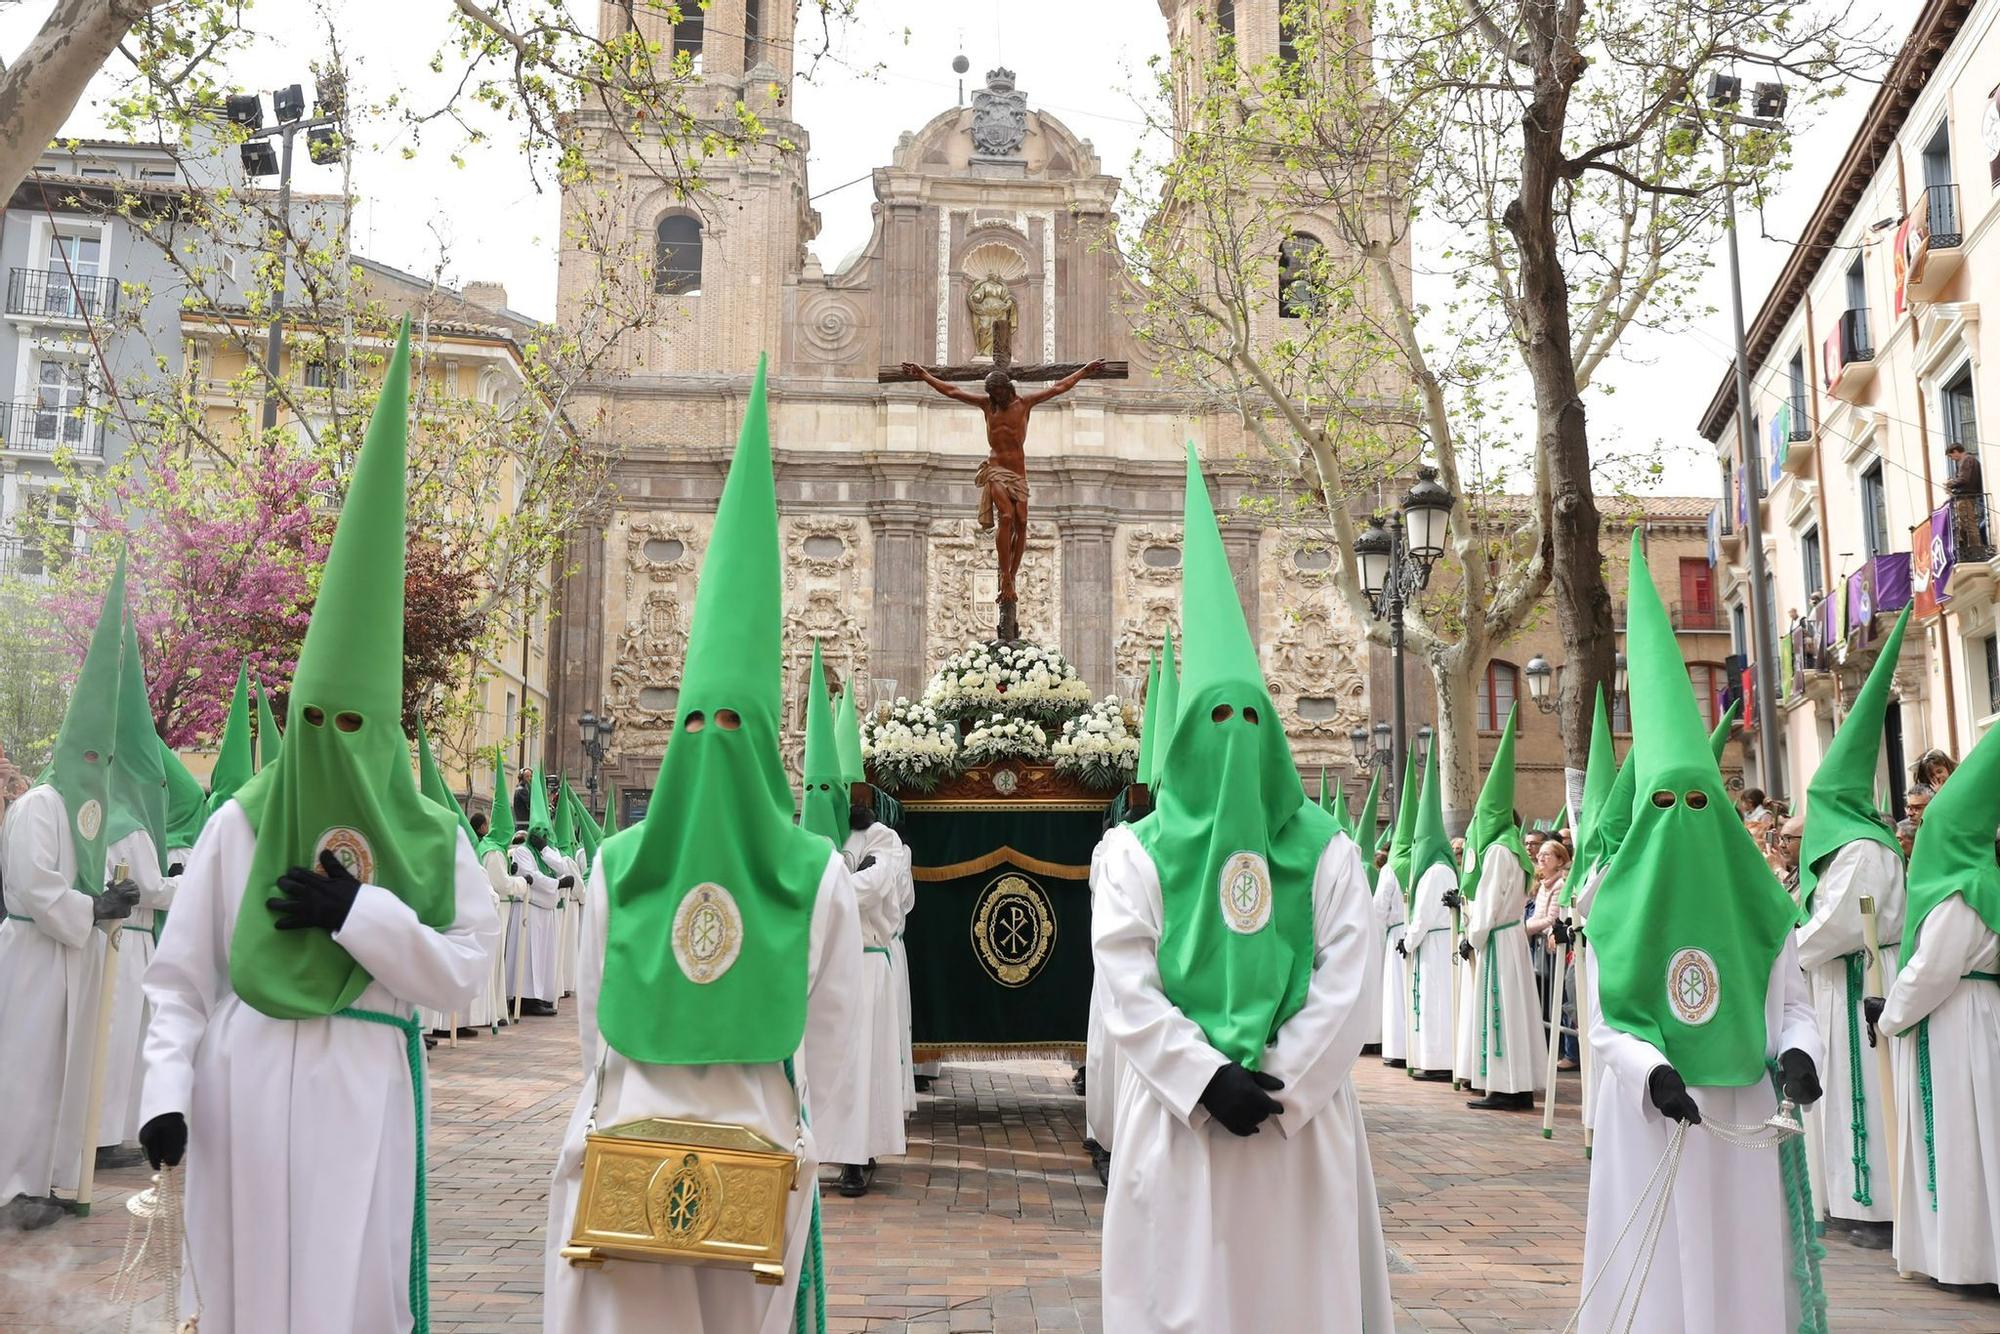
[876,318,1129,386]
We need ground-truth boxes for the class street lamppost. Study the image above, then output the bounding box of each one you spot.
[1524,655,1558,714]
[1698,69,1789,795]
[224,76,346,435]
[1353,466,1456,817]
[577,709,616,818]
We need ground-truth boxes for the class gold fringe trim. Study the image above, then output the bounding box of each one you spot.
[910,845,1092,882]
[913,1042,1087,1064]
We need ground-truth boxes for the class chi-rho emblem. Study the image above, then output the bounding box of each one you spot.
[1218,851,1273,935]
[75,798,103,843]
[314,827,375,883]
[971,873,1056,987]
[673,883,743,984]
[1665,947,1721,1026]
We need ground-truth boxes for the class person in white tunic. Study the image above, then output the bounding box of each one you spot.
[1577,536,1824,1334]
[474,801,523,1029]
[834,798,913,1191]
[138,326,502,1333]
[1401,744,1458,1080]
[508,771,566,1016]
[1094,447,1392,1334]
[0,556,143,1231]
[541,360,862,1334]
[1795,605,1910,1248]
[1083,830,1124,1171]
[1375,748,1419,1071]
[1451,707,1544,1110]
[1865,715,2000,1289]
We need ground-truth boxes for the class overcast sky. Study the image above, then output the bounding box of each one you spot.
[2,0,1911,497]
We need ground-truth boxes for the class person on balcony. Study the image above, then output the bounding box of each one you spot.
[1946,443,1987,558]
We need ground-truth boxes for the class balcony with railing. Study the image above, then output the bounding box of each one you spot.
[1930,490,1998,604]
[0,401,104,457]
[1823,308,1876,403]
[1902,184,1964,305]
[1784,612,1835,707]
[1781,395,1817,477]
[5,268,119,321]
[0,533,66,580]
[1672,601,1723,632]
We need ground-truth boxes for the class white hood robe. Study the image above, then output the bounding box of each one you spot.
[1405,861,1459,1075]
[541,852,863,1334]
[507,842,562,1004]
[1084,835,1125,1150]
[1794,838,1904,1227]
[1092,825,1394,1333]
[140,800,500,1334]
[1461,843,1545,1096]
[1578,937,1821,1334]
[1879,893,2000,1286]
[810,820,912,1165]
[95,828,174,1146]
[1373,865,1408,1064]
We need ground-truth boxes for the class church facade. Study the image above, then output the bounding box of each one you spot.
[550,1,1383,817]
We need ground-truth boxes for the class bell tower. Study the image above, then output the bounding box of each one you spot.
[559,0,817,376]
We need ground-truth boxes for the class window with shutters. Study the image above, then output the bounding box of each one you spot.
[1476,660,1518,732]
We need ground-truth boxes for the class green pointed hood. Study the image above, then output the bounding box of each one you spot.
[523,762,559,874]
[570,781,603,864]
[477,755,514,857]
[1711,696,1741,759]
[1589,533,1796,1087]
[551,771,578,855]
[1156,626,1181,790]
[1331,774,1352,834]
[1901,713,2000,962]
[254,678,282,770]
[603,798,620,834]
[159,740,208,853]
[596,358,830,1066]
[1317,768,1331,813]
[1800,606,1909,909]
[1387,745,1421,894]
[834,683,865,787]
[1135,445,1328,1069]
[205,663,254,817]
[46,553,128,897]
[800,640,847,848]
[415,725,476,848]
[1564,687,1617,904]
[1135,652,1161,785]
[1407,742,1455,888]
[1357,766,1383,879]
[108,611,169,873]
[1465,703,1529,880]
[230,320,460,1020]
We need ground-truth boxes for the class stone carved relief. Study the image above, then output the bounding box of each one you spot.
[926,518,1059,670]
[606,516,707,745]
[1264,534,1371,741]
[798,294,863,361]
[778,517,871,777]
[622,516,702,599]
[1114,598,1180,684]
[1122,526,1185,588]
[970,69,1028,158]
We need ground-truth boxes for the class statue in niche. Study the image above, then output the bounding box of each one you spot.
[966,276,1018,362]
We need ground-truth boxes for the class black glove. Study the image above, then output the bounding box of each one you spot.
[139,1111,187,1169]
[1394,938,1408,958]
[268,850,362,932]
[167,862,185,878]
[1198,1062,1285,1137]
[1778,1048,1822,1106]
[856,854,878,873]
[94,879,141,921]
[1862,995,1886,1048]
[1458,939,1474,962]
[1441,889,1464,912]
[558,874,576,890]
[1551,919,1573,945]
[1647,1065,1702,1125]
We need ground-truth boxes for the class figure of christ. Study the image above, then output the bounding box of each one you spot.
[899,358,1105,609]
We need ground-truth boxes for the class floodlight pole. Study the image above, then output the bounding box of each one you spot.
[246,108,340,435]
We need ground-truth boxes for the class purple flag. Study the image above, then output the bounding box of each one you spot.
[1870,552,1911,615]
[1934,505,1957,606]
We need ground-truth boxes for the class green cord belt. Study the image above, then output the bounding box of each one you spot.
[1770,1061,1830,1334]
[1917,971,2000,1212]
[1842,952,1872,1207]
[335,1006,430,1333]
[780,1056,827,1334]
[862,945,890,957]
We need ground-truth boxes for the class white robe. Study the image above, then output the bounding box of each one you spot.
[477,847,523,1026]
[889,837,917,1117]
[1794,838,1904,1226]
[0,786,105,1200]
[1373,866,1407,1062]
[1405,862,1458,1074]
[98,830,175,1146]
[141,800,500,1334]
[1462,846,1544,1095]
[552,850,583,998]
[1084,836,1125,1149]
[1093,826,1394,1333]
[1579,938,1821,1334]
[508,844,562,1003]
[1574,861,1609,1133]
[814,823,910,1165]
[541,852,863,1334]
[1879,893,2000,1285]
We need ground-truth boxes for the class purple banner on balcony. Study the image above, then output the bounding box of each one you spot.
[1870,552,1911,615]
[1933,505,1956,606]
[1846,567,1871,638]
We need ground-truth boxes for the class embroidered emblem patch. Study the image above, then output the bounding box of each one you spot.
[971,872,1057,987]
[1666,947,1721,1026]
[314,827,375,883]
[75,799,103,843]
[1218,851,1273,935]
[672,883,743,984]
[647,1152,720,1244]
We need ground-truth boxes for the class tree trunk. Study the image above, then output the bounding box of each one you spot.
[1504,9,1616,773]
[1429,640,1482,833]
[0,0,163,205]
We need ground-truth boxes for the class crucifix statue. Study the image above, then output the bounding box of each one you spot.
[881,318,1127,641]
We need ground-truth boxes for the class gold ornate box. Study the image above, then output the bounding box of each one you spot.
[561,1117,799,1283]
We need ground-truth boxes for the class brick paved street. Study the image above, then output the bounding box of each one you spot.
[4,1011,1997,1332]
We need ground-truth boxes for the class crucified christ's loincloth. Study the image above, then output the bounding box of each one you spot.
[974,461,1029,532]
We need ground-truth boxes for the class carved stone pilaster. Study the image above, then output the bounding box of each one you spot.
[870,504,928,698]
[1059,509,1116,692]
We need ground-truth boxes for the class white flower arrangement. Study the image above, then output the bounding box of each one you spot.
[1051,695,1140,791]
[960,712,1051,765]
[924,640,1095,724]
[860,698,961,793]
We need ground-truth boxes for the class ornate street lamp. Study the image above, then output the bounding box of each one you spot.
[1352,467,1456,818]
[577,709,615,816]
[1613,652,1630,700]
[1525,655,1557,714]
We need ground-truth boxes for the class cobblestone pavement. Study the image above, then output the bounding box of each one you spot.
[4,1012,1996,1332]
